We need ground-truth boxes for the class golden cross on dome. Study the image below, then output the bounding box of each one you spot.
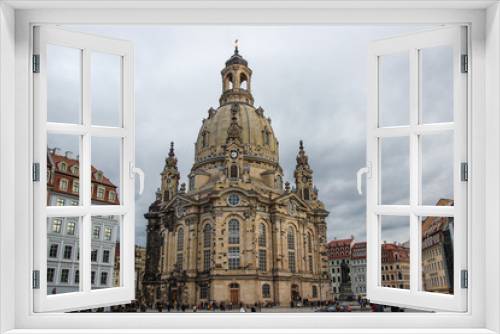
[235,39,238,48]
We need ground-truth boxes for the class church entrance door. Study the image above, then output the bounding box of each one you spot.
[291,284,300,302]
[229,283,239,305]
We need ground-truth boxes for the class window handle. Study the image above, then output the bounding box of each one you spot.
[357,162,371,195]
[129,162,145,195]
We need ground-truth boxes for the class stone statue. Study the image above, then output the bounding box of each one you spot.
[341,259,349,283]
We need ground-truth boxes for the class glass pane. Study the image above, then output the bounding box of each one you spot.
[380,216,410,290]
[91,52,121,127]
[421,216,454,294]
[421,133,454,206]
[91,137,121,205]
[47,216,81,295]
[91,215,121,290]
[381,137,410,205]
[380,51,410,127]
[421,45,454,124]
[47,134,80,206]
[47,44,81,124]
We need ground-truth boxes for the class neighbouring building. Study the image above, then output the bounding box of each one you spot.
[327,237,356,299]
[143,45,331,307]
[421,199,454,294]
[381,242,410,290]
[351,241,367,297]
[134,245,147,303]
[46,148,119,295]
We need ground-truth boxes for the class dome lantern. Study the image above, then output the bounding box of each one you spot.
[220,43,254,106]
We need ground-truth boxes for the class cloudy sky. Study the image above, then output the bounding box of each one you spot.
[47,25,454,248]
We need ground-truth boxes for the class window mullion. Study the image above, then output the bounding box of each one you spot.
[409,47,420,294]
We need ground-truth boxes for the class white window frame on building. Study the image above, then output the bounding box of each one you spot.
[1,2,499,334]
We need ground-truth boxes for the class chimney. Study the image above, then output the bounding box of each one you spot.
[384,240,387,244]
[54,147,61,156]
[66,151,73,159]
[351,235,354,239]
[334,237,337,240]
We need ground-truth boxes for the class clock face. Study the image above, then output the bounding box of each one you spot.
[302,176,308,183]
[230,150,238,159]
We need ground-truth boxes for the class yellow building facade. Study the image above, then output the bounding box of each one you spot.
[143,47,331,307]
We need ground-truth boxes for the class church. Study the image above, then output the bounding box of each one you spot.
[143,45,331,307]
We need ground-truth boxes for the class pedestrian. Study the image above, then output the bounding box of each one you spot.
[240,305,246,312]
[228,301,232,311]
[251,306,256,312]
[192,305,197,312]
[181,304,186,312]
[167,303,171,312]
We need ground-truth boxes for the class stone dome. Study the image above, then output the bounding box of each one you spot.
[194,102,279,165]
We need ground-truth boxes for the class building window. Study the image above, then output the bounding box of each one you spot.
[49,244,58,258]
[312,285,318,298]
[103,250,110,263]
[91,249,98,262]
[60,269,69,283]
[63,245,72,259]
[104,228,112,241]
[92,226,100,239]
[70,200,78,206]
[52,219,62,233]
[275,175,282,189]
[96,173,102,182]
[72,181,79,193]
[262,284,271,298]
[303,188,310,200]
[289,252,296,273]
[228,247,240,270]
[60,162,67,171]
[73,166,79,175]
[47,268,55,282]
[200,285,209,299]
[109,191,116,201]
[177,228,184,251]
[97,188,105,199]
[228,219,240,244]
[60,179,68,190]
[230,164,238,178]
[203,250,211,271]
[333,287,336,294]
[101,272,108,285]
[307,232,312,253]
[67,221,75,235]
[202,132,208,148]
[259,249,267,271]
[309,255,313,273]
[91,271,96,285]
[189,175,195,190]
[227,193,240,206]
[258,223,266,247]
[74,270,79,284]
[203,224,211,248]
[176,253,183,270]
[56,198,65,206]
[287,227,295,250]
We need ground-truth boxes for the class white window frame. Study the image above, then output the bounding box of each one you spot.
[1,2,499,334]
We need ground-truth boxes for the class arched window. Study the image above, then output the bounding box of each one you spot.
[202,132,208,148]
[307,232,312,253]
[225,74,233,91]
[303,188,310,200]
[228,219,240,244]
[262,284,271,298]
[312,286,318,298]
[177,228,184,251]
[275,175,283,189]
[203,224,211,248]
[258,223,266,247]
[163,191,169,202]
[264,131,270,145]
[240,74,248,90]
[287,227,295,250]
[230,164,238,178]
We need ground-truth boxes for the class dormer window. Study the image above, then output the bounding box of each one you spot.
[73,166,79,175]
[60,162,67,171]
[109,191,116,202]
[96,173,103,182]
[97,188,105,199]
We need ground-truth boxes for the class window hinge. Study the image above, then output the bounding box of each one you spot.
[33,163,40,182]
[33,270,40,289]
[461,162,468,181]
[33,54,40,73]
[461,54,468,73]
[461,270,468,289]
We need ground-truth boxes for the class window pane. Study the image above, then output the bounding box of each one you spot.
[91,52,121,127]
[421,215,454,294]
[91,137,121,205]
[91,215,120,290]
[47,134,80,206]
[47,44,81,124]
[47,216,81,295]
[421,45,454,124]
[380,216,410,290]
[421,133,454,206]
[381,137,410,205]
[380,51,410,127]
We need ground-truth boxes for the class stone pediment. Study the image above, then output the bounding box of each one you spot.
[274,192,309,210]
